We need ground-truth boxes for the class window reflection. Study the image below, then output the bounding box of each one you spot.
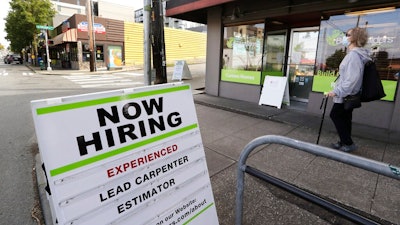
[262,33,286,78]
[288,29,319,101]
[314,7,400,101]
[221,24,264,85]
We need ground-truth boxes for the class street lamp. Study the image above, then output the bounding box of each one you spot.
[43,29,52,71]
[36,24,54,71]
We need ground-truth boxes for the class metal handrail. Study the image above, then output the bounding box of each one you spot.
[235,135,400,225]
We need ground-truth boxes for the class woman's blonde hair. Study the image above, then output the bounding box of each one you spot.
[348,27,368,47]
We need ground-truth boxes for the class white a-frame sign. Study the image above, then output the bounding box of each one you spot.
[259,76,290,109]
[31,83,219,225]
[172,60,192,81]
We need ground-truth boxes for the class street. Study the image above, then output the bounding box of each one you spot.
[2,63,398,225]
[0,63,153,225]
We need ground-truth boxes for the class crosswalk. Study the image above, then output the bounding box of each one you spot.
[0,70,35,76]
[0,70,8,76]
[22,72,35,76]
[0,69,145,88]
[114,72,144,77]
[62,73,144,88]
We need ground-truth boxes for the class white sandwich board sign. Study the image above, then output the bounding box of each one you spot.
[172,60,192,81]
[259,76,290,109]
[31,83,219,225]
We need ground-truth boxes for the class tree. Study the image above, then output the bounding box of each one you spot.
[4,0,55,54]
[325,49,346,70]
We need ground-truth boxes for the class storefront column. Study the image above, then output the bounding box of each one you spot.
[205,6,223,96]
[389,81,400,131]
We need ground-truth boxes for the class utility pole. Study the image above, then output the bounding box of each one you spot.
[143,0,152,85]
[86,0,95,72]
[151,0,167,84]
[91,0,97,72]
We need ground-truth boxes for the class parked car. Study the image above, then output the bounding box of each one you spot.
[4,54,22,64]
[10,54,23,64]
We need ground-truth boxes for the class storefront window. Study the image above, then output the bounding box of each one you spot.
[82,43,91,62]
[221,24,264,85]
[96,46,104,61]
[313,7,400,101]
[82,44,103,61]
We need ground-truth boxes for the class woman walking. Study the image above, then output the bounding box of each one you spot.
[327,27,370,152]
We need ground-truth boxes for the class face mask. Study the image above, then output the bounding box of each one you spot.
[342,36,349,47]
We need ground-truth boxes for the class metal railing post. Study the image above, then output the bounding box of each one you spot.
[235,135,400,225]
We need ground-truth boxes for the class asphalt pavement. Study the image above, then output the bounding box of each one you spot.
[31,64,400,225]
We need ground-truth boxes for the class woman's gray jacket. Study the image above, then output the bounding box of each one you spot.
[333,47,371,103]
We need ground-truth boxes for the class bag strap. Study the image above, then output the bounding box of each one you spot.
[353,50,367,94]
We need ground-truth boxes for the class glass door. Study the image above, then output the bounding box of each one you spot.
[261,31,287,84]
[287,27,319,102]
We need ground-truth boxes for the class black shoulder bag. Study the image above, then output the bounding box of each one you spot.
[343,93,361,111]
[335,74,361,111]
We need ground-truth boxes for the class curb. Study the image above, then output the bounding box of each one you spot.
[35,154,53,225]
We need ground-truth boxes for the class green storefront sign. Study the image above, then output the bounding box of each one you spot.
[221,69,261,85]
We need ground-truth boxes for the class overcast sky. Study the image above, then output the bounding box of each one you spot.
[0,0,144,49]
[0,0,10,48]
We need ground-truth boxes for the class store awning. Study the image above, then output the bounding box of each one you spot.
[166,0,235,23]
[166,0,234,16]
[51,28,77,46]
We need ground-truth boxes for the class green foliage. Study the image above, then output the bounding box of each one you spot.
[293,42,304,52]
[4,0,56,52]
[325,49,346,70]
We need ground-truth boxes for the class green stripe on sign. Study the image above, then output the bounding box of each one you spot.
[37,85,190,115]
[183,202,215,225]
[50,123,198,177]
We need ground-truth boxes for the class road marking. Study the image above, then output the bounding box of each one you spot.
[0,71,34,76]
[115,72,144,76]
[65,76,121,82]
[77,79,133,84]
[62,75,144,88]
[0,69,8,76]
[81,82,143,88]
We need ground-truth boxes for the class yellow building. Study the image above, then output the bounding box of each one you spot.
[124,22,207,67]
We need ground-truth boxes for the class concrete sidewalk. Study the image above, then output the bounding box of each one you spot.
[32,64,400,224]
[193,94,400,225]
